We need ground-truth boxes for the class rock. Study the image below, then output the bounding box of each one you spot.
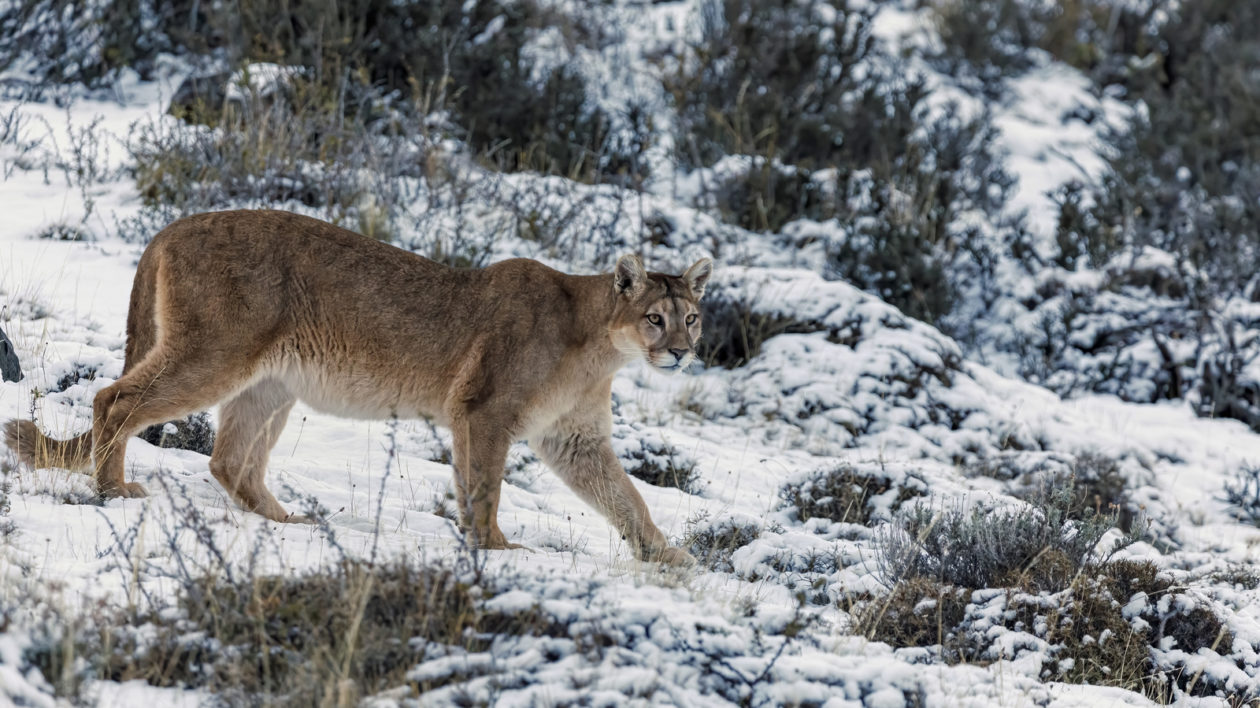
[0,327,21,382]
[168,70,231,123]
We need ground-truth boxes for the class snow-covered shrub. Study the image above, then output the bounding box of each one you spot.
[963,565,1158,693]
[697,289,815,369]
[137,412,215,456]
[1222,465,1260,526]
[0,0,204,90]
[1005,451,1140,533]
[614,425,701,493]
[128,74,409,234]
[850,575,969,650]
[862,556,1237,698]
[669,0,1019,326]
[684,513,765,572]
[994,0,1260,422]
[878,486,1128,592]
[928,0,1042,94]
[780,464,924,526]
[23,556,555,704]
[203,0,641,185]
[928,0,1162,96]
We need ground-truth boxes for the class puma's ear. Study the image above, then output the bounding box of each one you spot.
[614,254,648,297]
[682,258,713,299]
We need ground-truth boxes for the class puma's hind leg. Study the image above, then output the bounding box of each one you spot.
[92,344,255,499]
[209,378,300,522]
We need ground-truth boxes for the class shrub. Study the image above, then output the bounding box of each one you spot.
[1222,465,1260,526]
[877,485,1130,592]
[668,0,878,170]
[0,0,205,89]
[684,515,763,573]
[623,443,700,493]
[824,107,1014,325]
[697,294,815,368]
[669,0,1018,327]
[7,0,643,186]
[850,576,969,649]
[128,73,416,237]
[1003,0,1260,426]
[928,0,1041,93]
[859,557,1231,696]
[927,0,1163,95]
[1008,569,1155,692]
[26,558,555,703]
[209,0,643,184]
[138,412,216,457]
[1006,452,1139,533]
[780,465,923,527]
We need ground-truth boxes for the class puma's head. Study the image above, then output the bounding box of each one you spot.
[609,254,713,372]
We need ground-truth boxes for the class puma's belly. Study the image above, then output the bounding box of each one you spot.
[273,360,443,422]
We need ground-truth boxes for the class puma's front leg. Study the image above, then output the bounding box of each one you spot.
[533,427,695,566]
[450,416,521,550]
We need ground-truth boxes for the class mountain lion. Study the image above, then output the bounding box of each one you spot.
[3,210,710,566]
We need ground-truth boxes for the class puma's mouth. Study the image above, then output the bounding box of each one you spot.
[651,356,693,372]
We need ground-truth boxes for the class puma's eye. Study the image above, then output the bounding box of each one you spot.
[685,314,697,326]
[646,314,663,326]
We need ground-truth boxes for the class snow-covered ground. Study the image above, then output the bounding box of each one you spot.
[2,3,1260,707]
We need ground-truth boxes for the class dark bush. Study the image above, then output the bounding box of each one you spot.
[668,0,878,170]
[128,73,405,229]
[209,0,644,184]
[622,440,700,494]
[780,465,923,526]
[1007,452,1139,533]
[1223,464,1260,526]
[6,0,642,185]
[685,517,762,573]
[928,0,1041,93]
[851,576,969,649]
[138,413,216,456]
[669,2,1017,326]
[697,295,816,368]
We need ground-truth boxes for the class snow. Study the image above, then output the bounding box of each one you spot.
[0,1,1259,706]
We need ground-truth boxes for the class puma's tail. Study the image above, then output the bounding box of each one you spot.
[2,420,92,471]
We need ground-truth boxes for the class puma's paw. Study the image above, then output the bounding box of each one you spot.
[283,513,317,525]
[642,546,696,567]
[99,481,148,499]
[473,529,531,552]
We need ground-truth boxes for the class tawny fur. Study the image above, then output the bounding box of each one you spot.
[1,210,712,565]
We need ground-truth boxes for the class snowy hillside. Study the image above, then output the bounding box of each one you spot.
[2,0,1260,705]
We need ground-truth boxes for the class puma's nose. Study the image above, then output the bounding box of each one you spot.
[669,348,687,362]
